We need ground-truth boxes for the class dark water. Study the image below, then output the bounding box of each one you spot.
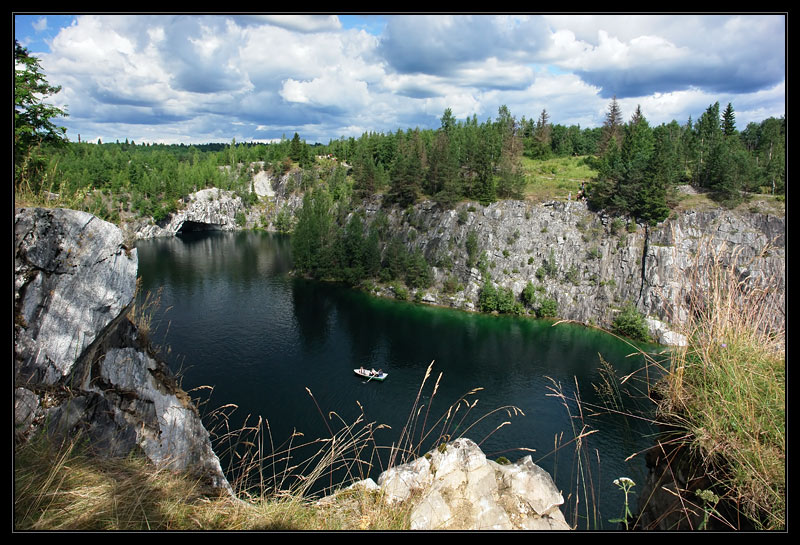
[136,230,663,529]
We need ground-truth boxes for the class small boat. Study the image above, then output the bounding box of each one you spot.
[354,367,388,381]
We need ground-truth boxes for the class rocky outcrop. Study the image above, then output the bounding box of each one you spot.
[130,188,247,239]
[352,197,785,344]
[128,171,305,240]
[125,173,785,345]
[14,207,232,496]
[341,438,570,530]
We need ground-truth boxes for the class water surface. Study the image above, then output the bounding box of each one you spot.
[137,230,662,528]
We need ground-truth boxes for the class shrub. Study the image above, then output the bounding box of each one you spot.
[537,298,558,318]
[565,264,580,285]
[391,282,408,301]
[520,281,537,307]
[586,246,602,260]
[611,302,650,342]
[465,230,479,268]
[234,211,247,227]
[543,250,559,278]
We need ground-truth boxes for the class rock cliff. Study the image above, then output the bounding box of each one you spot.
[14,207,232,496]
[352,197,785,344]
[127,173,785,345]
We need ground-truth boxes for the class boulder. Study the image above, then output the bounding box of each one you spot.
[375,438,570,530]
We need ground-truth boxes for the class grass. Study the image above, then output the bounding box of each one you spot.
[14,361,531,531]
[654,240,785,530]
[521,155,596,202]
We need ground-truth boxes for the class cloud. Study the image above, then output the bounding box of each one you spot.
[232,14,342,33]
[31,14,784,145]
[378,15,550,76]
[544,14,785,98]
[32,17,48,32]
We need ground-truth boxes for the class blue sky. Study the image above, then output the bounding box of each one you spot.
[14,13,786,145]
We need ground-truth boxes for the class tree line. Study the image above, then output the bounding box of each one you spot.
[16,37,785,230]
[585,97,785,223]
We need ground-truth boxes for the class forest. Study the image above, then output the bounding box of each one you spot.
[18,101,785,225]
[16,94,786,293]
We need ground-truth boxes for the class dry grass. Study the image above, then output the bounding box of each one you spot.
[656,240,785,530]
[15,360,528,531]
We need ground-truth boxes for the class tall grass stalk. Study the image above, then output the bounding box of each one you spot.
[656,240,785,530]
[543,376,601,530]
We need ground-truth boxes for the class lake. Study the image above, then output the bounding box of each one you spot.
[136,230,663,529]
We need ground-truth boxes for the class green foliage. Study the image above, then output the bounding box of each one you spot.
[274,206,294,233]
[478,279,522,314]
[465,230,479,268]
[15,40,68,189]
[542,250,559,278]
[537,298,558,318]
[564,264,580,285]
[611,302,650,342]
[390,282,408,301]
[292,187,335,276]
[404,249,432,289]
[520,281,537,308]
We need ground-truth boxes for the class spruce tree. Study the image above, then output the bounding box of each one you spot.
[600,96,623,155]
[722,103,737,137]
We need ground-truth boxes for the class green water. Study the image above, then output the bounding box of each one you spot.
[136,230,663,528]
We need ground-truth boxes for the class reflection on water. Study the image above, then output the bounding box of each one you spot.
[136,230,662,528]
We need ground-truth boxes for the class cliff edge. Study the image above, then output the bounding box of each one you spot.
[14,207,232,496]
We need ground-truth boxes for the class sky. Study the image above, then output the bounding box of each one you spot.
[14,13,786,146]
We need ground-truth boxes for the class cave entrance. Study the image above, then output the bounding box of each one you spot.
[176,220,222,233]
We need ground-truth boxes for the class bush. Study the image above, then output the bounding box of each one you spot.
[537,298,558,318]
[565,264,580,285]
[520,281,536,307]
[610,217,624,236]
[391,282,408,301]
[465,230,479,268]
[234,211,247,227]
[586,246,602,260]
[611,302,650,342]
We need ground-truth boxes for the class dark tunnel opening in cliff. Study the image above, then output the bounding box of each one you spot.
[176,220,224,234]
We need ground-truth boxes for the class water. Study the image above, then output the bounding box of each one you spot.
[136,230,663,529]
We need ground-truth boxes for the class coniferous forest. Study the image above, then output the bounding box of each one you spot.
[16,97,786,290]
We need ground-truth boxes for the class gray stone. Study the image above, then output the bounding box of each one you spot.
[14,207,232,497]
[376,438,570,530]
[15,208,138,385]
[347,198,784,345]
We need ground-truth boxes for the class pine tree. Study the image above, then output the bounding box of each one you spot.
[497,111,526,199]
[600,96,623,155]
[722,103,737,137]
[693,102,722,188]
[528,108,552,159]
[427,130,460,206]
[15,40,68,188]
[289,132,303,162]
[389,130,424,207]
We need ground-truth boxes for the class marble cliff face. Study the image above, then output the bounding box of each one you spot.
[14,207,231,496]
